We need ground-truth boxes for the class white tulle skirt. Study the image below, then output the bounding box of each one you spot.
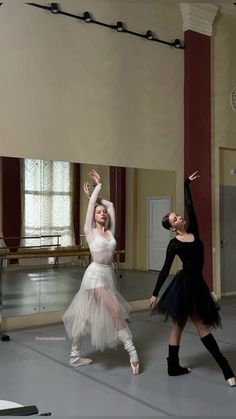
[62,262,132,351]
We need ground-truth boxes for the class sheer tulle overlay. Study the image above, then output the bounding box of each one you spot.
[157,269,221,327]
[63,262,132,351]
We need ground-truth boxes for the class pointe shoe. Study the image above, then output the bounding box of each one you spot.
[130,361,140,375]
[69,356,93,368]
[227,377,236,387]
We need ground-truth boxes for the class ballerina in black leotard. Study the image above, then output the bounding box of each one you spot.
[149,171,235,387]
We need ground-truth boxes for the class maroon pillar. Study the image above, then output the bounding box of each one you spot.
[73,163,80,246]
[2,157,21,263]
[110,167,126,262]
[184,30,212,288]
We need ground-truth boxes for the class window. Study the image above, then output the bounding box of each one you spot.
[22,159,74,248]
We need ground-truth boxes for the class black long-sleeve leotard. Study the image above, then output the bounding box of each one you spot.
[152,178,204,297]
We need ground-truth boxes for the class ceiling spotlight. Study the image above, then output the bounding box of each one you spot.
[145,30,154,40]
[50,3,60,14]
[173,38,181,48]
[83,11,92,23]
[116,21,124,32]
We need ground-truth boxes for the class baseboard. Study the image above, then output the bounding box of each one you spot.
[129,299,149,311]
[2,310,64,331]
[221,291,236,297]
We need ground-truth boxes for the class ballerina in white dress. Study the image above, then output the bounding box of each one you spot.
[63,169,139,374]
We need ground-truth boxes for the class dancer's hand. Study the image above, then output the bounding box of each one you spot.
[148,295,159,310]
[188,171,200,182]
[83,182,91,199]
[89,169,102,185]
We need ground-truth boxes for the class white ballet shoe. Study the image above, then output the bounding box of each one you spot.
[69,356,93,367]
[227,377,236,387]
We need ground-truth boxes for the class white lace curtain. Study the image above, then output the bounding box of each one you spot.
[21,159,74,248]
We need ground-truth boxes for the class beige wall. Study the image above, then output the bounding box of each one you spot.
[212,11,236,296]
[0,0,184,176]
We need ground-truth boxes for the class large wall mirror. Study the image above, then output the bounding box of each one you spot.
[0,156,176,319]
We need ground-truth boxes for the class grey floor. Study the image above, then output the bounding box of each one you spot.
[0,298,236,416]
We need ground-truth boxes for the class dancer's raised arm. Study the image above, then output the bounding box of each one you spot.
[88,169,115,235]
[84,182,102,240]
[184,171,200,237]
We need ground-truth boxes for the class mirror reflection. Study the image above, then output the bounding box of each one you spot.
[0,156,176,318]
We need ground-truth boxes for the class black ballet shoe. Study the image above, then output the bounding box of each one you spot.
[167,357,191,376]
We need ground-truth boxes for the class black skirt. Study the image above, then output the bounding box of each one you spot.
[156,269,221,328]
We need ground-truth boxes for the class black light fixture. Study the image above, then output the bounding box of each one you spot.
[172,38,181,49]
[145,30,154,40]
[50,2,60,14]
[116,21,125,32]
[26,3,184,49]
[83,11,92,23]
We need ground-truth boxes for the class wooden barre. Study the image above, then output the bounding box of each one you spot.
[0,248,125,260]
[0,235,61,240]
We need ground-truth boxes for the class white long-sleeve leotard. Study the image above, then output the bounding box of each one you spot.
[84,184,116,265]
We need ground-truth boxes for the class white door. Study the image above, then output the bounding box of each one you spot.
[148,197,171,271]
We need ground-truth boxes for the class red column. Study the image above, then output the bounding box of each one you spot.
[2,157,22,263]
[73,163,80,246]
[110,167,126,262]
[184,30,212,288]
[0,158,3,239]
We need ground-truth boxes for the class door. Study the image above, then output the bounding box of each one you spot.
[148,197,171,271]
[220,185,236,294]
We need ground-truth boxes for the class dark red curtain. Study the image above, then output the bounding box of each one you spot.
[110,167,126,262]
[2,157,22,263]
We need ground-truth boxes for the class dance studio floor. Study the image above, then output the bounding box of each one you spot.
[0,296,236,416]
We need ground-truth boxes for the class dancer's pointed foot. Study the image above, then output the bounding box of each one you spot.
[130,361,140,375]
[227,377,236,387]
[69,356,93,367]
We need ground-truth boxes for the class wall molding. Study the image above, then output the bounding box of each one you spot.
[180,3,219,36]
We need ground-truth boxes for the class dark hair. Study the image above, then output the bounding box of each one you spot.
[162,213,171,230]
